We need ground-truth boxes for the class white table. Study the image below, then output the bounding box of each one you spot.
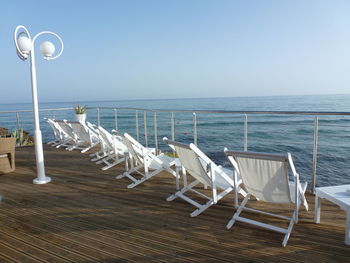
[314,184,350,245]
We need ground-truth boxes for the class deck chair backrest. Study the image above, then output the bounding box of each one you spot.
[98,126,126,153]
[86,122,99,136]
[164,138,211,186]
[68,121,91,142]
[226,151,292,203]
[55,120,75,139]
[46,118,60,138]
[121,133,144,164]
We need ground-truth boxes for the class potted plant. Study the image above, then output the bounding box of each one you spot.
[74,105,87,122]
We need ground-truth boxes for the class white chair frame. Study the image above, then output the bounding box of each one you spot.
[45,118,65,146]
[65,121,100,153]
[92,126,126,170]
[163,138,247,217]
[116,132,176,188]
[225,149,309,247]
[52,120,76,148]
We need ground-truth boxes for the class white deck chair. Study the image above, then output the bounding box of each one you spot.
[85,123,108,161]
[116,132,177,188]
[53,120,77,148]
[66,121,100,153]
[92,126,127,170]
[45,118,67,146]
[163,138,247,217]
[224,149,309,247]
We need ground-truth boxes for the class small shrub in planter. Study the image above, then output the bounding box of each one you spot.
[74,105,87,122]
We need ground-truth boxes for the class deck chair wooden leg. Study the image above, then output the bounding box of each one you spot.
[166,180,200,201]
[81,141,99,153]
[91,155,106,162]
[166,194,177,201]
[238,187,248,197]
[127,167,163,188]
[116,156,131,179]
[101,162,117,171]
[67,146,76,151]
[282,211,296,247]
[191,199,215,217]
[101,157,124,171]
[116,164,141,179]
[122,172,138,183]
[165,167,176,177]
[227,194,250,229]
[215,187,234,202]
[81,146,91,153]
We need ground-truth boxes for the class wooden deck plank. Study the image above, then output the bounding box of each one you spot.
[0,145,349,263]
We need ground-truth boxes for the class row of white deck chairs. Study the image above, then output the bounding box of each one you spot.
[46,118,100,153]
[46,118,309,247]
[45,118,177,187]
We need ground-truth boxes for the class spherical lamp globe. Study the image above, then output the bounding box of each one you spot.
[40,41,55,59]
[17,36,32,55]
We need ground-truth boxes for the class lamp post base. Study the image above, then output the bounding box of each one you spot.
[33,176,51,185]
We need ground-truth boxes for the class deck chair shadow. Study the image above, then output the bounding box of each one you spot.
[224,149,309,247]
[163,137,247,217]
[115,132,177,188]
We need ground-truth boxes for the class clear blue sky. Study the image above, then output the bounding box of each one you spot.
[1,0,350,103]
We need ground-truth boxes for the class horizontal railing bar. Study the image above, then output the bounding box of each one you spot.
[0,107,74,114]
[86,107,350,116]
[1,106,350,116]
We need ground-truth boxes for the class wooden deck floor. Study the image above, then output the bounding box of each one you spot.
[0,145,348,263]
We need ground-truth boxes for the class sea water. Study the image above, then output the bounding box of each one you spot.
[0,94,349,187]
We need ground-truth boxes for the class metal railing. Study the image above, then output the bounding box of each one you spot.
[1,106,350,193]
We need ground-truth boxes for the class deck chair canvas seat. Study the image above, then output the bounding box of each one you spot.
[116,132,177,188]
[67,121,100,153]
[92,126,127,170]
[163,137,247,217]
[45,118,71,147]
[85,122,110,161]
[224,149,309,247]
[53,120,77,148]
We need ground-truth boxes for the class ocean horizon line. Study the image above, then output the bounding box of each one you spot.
[1,92,350,106]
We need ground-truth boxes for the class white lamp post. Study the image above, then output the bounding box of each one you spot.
[14,25,64,184]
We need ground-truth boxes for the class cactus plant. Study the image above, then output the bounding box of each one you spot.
[11,128,33,146]
[74,105,87,114]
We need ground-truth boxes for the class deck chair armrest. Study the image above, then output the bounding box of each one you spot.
[294,172,299,219]
[163,137,178,152]
[190,144,212,165]
[209,163,218,203]
[211,164,235,187]
[140,147,162,166]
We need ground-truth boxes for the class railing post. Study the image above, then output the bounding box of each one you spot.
[311,116,319,194]
[144,111,148,147]
[136,110,139,141]
[244,114,248,151]
[193,112,197,145]
[154,112,158,152]
[16,112,20,130]
[97,108,100,126]
[171,112,175,140]
[114,108,118,131]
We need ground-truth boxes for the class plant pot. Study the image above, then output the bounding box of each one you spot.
[0,137,16,174]
[75,113,86,123]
